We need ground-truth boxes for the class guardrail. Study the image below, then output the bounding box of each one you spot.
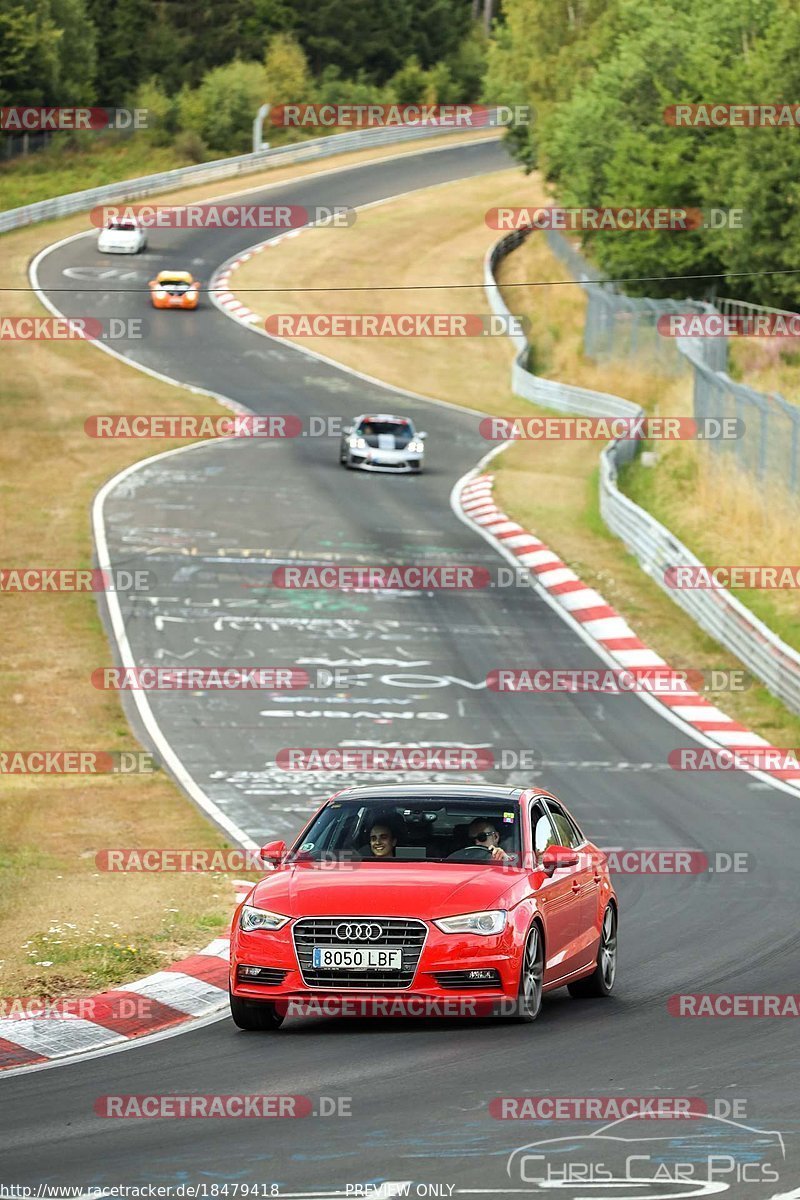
[485,228,800,717]
[0,122,488,234]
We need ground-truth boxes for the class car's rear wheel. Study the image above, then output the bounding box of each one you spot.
[229,990,285,1031]
[568,903,617,998]
[515,923,544,1022]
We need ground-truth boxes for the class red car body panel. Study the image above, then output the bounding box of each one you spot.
[229,787,616,1015]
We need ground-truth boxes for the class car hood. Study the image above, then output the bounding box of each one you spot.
[249,862,516,919]
[363,432,412,449]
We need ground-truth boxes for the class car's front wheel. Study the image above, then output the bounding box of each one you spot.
[229,990,285,1031]
[515,923,544,1022]
[568,903,617,998]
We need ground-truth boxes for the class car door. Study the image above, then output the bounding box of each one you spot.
[529,799,586,982]
[544,799,599,973]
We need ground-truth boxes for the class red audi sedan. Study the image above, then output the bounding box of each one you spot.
[229,784,617,1029]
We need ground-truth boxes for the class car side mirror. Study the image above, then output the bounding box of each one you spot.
[342,425,353,435]
[148,280,156,287]
[418,431,427,439]
[260,839,287,866]
[541,845,579,875]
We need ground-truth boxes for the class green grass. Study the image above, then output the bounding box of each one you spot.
[0,134,195,210]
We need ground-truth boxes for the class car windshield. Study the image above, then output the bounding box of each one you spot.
[356,419,414,446]
[159,278,190,290]
[290,798,521,865]
[109,221,138,232]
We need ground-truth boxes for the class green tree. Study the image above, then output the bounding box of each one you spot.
[0,1,60,105]
[264,31,310,106]
[49,0,96,103]
[178,59,268,154]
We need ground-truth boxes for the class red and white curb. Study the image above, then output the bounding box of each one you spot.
[213,229,305,324]
[0,882,252,1072]
[457,473,800,786]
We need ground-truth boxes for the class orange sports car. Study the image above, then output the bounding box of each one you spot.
[148,270,200,309]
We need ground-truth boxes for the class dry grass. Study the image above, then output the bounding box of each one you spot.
[729,334,800,400]
[230,168,800,749]
[233,166,548,415]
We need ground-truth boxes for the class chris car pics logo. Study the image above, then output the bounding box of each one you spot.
[505,1113,785,1196]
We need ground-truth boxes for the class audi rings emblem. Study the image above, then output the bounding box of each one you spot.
[336,922,382,941]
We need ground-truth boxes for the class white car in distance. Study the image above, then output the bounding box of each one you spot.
[340,414,426,473]
[97,217,147,254]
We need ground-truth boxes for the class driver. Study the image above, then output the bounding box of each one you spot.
[367,821,397,858]
[467,818,511,862]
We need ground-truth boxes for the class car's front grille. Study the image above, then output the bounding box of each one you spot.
[433,969,502,990]
[293,917,427,988]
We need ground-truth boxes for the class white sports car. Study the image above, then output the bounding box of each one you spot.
[97,217,147,254]
[340,414,426,473]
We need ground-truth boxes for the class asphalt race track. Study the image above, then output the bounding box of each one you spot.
[2,139,799,1198]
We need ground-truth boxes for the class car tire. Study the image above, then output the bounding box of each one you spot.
[229,990,285,1031]
[568,903,617,998]
[514,922,544,1022]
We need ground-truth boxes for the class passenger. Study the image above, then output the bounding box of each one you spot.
[467,818,511,862]
[367,821,397,858]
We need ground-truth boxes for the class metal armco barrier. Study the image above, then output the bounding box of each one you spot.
[485,229,800,717]
[0,122,489,233]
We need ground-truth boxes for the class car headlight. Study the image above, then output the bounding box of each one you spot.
[349,436,367,449]
[239,904,290,932]
[156,290,168,300]
[407,439,424,453]
[186,290,197,301]
[433,909,507,936]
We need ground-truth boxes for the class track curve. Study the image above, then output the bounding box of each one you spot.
[2,139,798,1199]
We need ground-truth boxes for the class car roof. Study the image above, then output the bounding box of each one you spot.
[328,784,526,803]
[156,270,193,282]
[355,414,411,424]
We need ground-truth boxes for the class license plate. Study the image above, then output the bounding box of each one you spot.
[312,945,402,970]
